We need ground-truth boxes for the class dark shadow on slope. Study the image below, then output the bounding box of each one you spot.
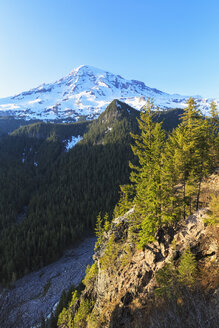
[109,286,219,328]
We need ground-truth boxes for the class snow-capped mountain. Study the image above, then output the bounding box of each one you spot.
[0,65,217,121]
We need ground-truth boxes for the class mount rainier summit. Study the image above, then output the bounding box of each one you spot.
[0,65,217,121]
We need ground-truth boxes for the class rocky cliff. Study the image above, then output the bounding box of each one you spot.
[59,173,219,328]
[89,211,218,327]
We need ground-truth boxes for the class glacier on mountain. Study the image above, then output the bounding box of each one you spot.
[0,65,217,121]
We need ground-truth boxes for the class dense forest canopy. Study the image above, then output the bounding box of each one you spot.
[0,100,201,284]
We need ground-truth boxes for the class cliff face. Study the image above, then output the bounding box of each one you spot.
[88,208,218,327]
[60,174,219,328]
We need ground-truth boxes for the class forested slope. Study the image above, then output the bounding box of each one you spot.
[56,99,219,328]
[0,100,184,284]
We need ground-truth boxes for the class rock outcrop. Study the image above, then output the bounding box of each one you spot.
[64,173,219,327]
[87,208,218,327]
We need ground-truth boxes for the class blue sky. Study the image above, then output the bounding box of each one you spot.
[0,0,219,98]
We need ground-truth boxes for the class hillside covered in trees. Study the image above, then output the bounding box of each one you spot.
[0,100,184,285]
[56,98,219,328]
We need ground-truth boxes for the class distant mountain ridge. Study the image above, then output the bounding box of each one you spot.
[0,65,217,121]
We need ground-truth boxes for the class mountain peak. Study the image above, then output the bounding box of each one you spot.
[0,65,218,121]
[69,64,106,76]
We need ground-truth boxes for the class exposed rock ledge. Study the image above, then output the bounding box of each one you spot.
[81,208,218,327]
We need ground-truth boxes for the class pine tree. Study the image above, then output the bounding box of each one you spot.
[209,101,219,168]
[57,290,79,328]
[167,98,212,216]
[94,213,110,250]
[178,249,197,286]
[94,213,103,240]
[129,99,167,245]
[210,100,218,121]
[161,136,182,222]
[103,213,111,232]
[113,184,135,217]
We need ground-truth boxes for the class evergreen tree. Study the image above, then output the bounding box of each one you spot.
[209,101,219,168]
[178,249,197,286]
[129,99,167,245]
[94,213,103,240]
[114,97,218,247]
[167,98,212,216]
[57,290,79,328]
[113,184,135,217]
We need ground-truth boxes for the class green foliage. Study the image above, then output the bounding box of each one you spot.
[0,103,136,283]
[205,194,219,225]
[120,243,133,267]
[0,117,40,136]
[11,120,90,142]
[138,214,158,245]
[56,283,94,328]
[94,213,104,240]
[155,249,197,298]
[86,309,100,328]
[113,184,135,217]
[178,249,197,286]
[174,98,213,213]
[50,284,84,328]
[0,98,215,283]
[155,262,177,297]
[82,262,98,288]
[57,290,80,328]
[103,213,111,233]
[73,299,94,328]
[209,101,219,167]
[100,235,119,271]
[57,307,69,328]
[117,97,219,248]
[82,99,139,145]
[94,213,111,250]
[129,99,173,246]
